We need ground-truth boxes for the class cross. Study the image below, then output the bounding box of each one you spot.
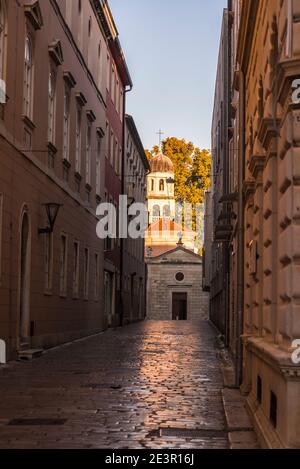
[156,128,164,147]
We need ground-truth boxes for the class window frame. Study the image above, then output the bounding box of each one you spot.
[75,104,82,174]
[73,240,80,298]
[63,84,71,161]
[85,119,92,185]
[60,233,68,297]
[84,247,90,300]
[23,32,34,118]
[48,63,57,144]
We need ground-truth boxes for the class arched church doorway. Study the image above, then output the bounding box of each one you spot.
[19,210,31,345]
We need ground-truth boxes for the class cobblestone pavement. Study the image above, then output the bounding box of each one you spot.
[0,321,229,449]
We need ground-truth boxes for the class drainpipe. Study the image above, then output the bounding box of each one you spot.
[120,83,133,326]
[236,68,245,386]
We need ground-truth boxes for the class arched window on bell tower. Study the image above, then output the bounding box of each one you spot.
[163,205,171,220]
[159,179,164,191]
[151,179,154,191]
[152,205,160,222]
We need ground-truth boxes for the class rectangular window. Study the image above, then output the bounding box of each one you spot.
[120,89,124,121]
[94,253,99,300]
[86,121,92,185]
[60,234,68,296]
[0,3,7,82]
[63,85,71,161]
[0,193,3,283]
[96,136,101,196]
[84,248,89,299]
[75,106,82,173]
[97,41,102,90]
[73,241,80,298]
[78,3,83,50]
[23,33,34,118]
[44,232,53,293]
[105,121,109,159]
[48,66,56,143]
[111,66,115,103]
[106,54,110,91]
[114,138,118,173]
[116,79,119,113]
[65,0,72,26]
[119,146,122,178]
[110,131,114,166]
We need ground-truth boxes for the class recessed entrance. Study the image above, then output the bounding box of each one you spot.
[172,292,187,320]
[19,211,31,346]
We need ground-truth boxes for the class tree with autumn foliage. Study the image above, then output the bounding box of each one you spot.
[146,138,211,253]
[146,137,211,206]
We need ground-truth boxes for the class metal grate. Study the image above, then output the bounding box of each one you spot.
[81,383,122,390]
[159,427,227,439]
[7,418,67,426]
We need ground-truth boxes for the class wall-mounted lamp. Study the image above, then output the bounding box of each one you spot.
[38,203,62,235]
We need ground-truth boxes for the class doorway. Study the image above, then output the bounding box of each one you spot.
[172,292,187,320]
[19,211,31,346]
[104,271,114,326]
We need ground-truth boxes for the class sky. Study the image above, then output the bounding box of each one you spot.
[109,0,227,151]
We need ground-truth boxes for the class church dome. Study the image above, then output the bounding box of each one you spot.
[150,151,174,173]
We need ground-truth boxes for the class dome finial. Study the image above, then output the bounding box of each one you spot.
[156,128,164,151]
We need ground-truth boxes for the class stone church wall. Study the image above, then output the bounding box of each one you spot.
[146,259,209,321]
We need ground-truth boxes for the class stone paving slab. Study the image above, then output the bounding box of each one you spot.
[0,321,230,449]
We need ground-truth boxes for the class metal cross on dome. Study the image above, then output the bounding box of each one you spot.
[156,128,164,148]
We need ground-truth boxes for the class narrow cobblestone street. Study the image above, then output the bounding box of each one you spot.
[0,321,230,449]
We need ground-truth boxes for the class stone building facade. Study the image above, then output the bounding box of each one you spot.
[146,246,208,321]
[102,1,132,328]
[0,0,133,361]
[202,190,213,292]
[122,114,150,323]
[209,8,232,339]
[238,0,300,449]
[206,0,300,449]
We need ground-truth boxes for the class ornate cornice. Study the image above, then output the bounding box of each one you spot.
[257,117,280,151]
[248,154,266,179]
[244,336,300,381]
[63,71,76,89]
[75,92,87,107]
[24,1,43,30]
[48,40,64,66]
[243,179,255,201]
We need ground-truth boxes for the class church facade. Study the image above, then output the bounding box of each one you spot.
[146,246,208,321]
[145,149,209,321]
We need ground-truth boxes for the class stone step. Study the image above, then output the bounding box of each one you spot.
[19,343,30,351]
[17,349,44,360]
